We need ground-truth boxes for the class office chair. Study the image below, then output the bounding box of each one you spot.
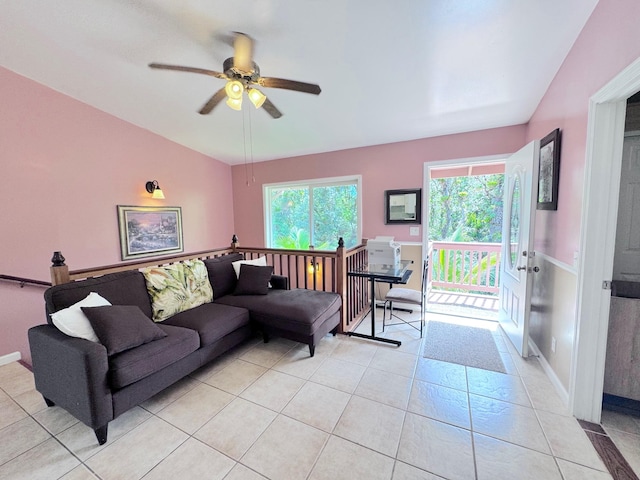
[382,259,428,337]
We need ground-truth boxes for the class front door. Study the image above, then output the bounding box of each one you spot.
[498,141,540,357]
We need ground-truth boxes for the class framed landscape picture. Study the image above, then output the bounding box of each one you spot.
[537,128,561,210]
[117,206,183,260]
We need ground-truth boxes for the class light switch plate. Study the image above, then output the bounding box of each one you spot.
[410,227,420,236]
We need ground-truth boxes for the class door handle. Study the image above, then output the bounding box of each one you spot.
[517,266,540,272]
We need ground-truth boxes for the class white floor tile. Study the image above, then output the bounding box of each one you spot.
[142,437,235,480]
[203,359,267,395]
[474,433,562,480]
[397,413,475,480]
[282,382,350,432]
[391,461,443,480]
[467,367,531,407]
[0,417,50,466]
[308,435,394,480]
[354,368,413,409]
[156,383,234,434]
[239,370,305,412]
[408,379,470,429]
[309,357,366,393]
[241,415,328,480]
[334,395,405,457]
[85,417,188,480]
[537,409,607,471]
[556,458,614,480]
[57,406,153,461]
[0,437,79,480]
[414,357,468,392]
[195,397,276,460]
[469,393,550,454]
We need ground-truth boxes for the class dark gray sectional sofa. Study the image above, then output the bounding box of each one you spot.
[28,253,341,445]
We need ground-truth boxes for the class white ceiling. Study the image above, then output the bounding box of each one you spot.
[0,1,599,165]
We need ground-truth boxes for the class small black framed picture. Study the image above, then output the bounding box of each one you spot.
[385,189,421,224]
[537,128,561,210]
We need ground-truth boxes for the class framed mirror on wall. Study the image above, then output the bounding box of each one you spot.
[385,189,422,224]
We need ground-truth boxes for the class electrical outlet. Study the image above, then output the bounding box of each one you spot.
[551,337,557,353]
[410,227,420,236]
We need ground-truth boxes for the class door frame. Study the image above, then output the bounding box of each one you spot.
[572,56,640,422]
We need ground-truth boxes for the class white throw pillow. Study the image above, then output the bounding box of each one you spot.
[232,256,268,278]
[50,292,112,342]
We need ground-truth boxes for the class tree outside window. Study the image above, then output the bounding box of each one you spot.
[266,178,360,250]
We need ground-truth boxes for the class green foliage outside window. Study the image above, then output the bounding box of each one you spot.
[429,174,504,243]
[429,174,504,295]
[268,182,359,250]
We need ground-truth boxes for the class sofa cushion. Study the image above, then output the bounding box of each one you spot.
[49,292,112,342]
[162,302,250,347]
[108,324,199,389]
[234,264,273,296]
[81,305,167,356]
[204,253,243,299]
[45,270,153,321]
[142,259,213,322]
[216,289,341,336]
[232,256,267,278]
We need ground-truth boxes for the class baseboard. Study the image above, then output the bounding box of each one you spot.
[528,339,570,407]
[603,393,640,417]
[0,352,21,366]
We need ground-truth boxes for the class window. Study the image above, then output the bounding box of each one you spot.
[264,176,361,250]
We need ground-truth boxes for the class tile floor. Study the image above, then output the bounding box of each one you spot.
[0,311,638,480]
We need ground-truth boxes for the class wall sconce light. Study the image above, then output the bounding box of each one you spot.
[145,180,165,199]
[308,261,320,274]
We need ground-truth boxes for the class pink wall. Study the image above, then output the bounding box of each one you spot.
[231,126,527,247]
[0,67,235,362]
[527,0,640,265]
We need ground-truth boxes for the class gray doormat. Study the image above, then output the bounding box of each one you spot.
[423,321,507,373]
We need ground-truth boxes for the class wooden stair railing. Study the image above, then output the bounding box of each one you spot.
[0,274,51,288]
[48,236,370,334]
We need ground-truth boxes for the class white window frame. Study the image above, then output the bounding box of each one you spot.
[263,175,362,250]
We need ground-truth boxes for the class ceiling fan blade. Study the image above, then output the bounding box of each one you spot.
[259,77,321,95]
[199,88,227,115]
[262,98,283,119]
[149,63,227,79]
[232,32,254,72]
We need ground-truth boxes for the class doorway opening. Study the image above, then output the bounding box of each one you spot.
[573,55,640,424]
[598,99,640,444]
[424,158,506,323]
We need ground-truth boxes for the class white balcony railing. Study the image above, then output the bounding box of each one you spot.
[429,241,501,295]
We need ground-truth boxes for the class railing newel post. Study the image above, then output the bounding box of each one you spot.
[50,251,70,285]
[336,237,347,333]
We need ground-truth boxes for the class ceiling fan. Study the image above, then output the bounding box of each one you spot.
[149,32,321,119]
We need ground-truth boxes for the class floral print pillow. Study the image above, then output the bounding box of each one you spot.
[142,259,213,322]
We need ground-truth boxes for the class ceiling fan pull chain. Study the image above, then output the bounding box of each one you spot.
[248,106,255,183]
[242,106,249,186]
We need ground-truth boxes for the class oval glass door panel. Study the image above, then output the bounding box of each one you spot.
[508,175,521,269]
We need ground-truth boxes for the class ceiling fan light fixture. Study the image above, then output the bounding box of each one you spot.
[226,96,243,111]
[247,88,266,109]
[225,80,244,100]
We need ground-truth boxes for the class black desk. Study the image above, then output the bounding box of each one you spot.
[347,262,413,346]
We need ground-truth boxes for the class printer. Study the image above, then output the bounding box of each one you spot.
[367,236,402,266]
